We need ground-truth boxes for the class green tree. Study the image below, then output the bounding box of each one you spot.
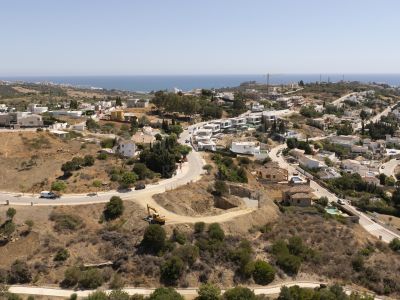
[6,208,16,220]
[148,287,184,300]
[160,256,184,284]
[196,283,221,300]
[316,196,329,207]
[142,224,166,253]
[389,238,400,252]
[119,172,138,189]
[223,286,257,300]
[103,196,124,220]
[252,260,275,285]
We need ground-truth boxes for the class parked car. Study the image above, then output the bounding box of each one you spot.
[135,183,146,190]
[40,191,58,199]
[337,199,345,205]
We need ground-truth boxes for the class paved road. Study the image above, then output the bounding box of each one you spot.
[8,281,385,299]
[331,92,357,107]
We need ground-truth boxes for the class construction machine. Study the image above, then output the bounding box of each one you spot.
[144,204,166,225]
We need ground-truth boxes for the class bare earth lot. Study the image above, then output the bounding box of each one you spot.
[0,132,118,193]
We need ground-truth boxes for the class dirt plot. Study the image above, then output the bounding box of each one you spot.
[0,132,116,193]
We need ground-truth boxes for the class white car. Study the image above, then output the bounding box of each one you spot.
[337,199,345,205]
[40,191,58,199]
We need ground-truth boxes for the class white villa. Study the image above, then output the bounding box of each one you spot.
[230,141,260,155]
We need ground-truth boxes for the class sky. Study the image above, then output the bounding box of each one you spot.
[1,0,400,76]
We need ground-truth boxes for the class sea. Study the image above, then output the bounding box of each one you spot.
[1,74,400,93]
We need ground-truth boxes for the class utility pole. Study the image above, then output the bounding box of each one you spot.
[266,73,270,96]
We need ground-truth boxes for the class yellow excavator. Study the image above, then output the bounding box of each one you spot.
[144,204,166,225]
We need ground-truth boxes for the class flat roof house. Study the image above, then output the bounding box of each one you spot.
[216,119,232,130]
[230,141,260,155]
[231,117,247,127]
[246,113,262,125]
[203,123,221,134]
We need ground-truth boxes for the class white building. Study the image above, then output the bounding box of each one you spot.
[114,139,136,158]
[246,113,262,125]
[216,119,232,130]
[198,140,216,151]
[230,141,260,155]
[251,103,264,112]
[262,111,278,123]
[231,117,247,127]
[203,123,221,134]
[28,103,48,114]
[298,155,326,169]
[193,129,213,142]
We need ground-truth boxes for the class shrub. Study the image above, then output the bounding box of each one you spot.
[252,260,275,285]
[119,172,138,189]
[97,153,108,160]
[172,229,186,245]
[100,138,115,148]
[202,164,213,174]
[208,223,225,242]
[8,260,32,284]
[51,181,67,192]
[223,286,256,300]
[85,291,108,300]
[109,273,124,289]
[316,196,329,207]
[69,294,78,300]
[194,222,205,234]
[2,221,16,237]
[50,212,84,232]
[93,180,102,188]
[214,180,228,196]
[276,254,301,275]
[352,255,364,272]
[160,255,184,284]
[142,224,166,253]
[103,196,124,220]
[389,238,400,252]
[108,290,130,300]
[62,266,81,287]
[148,287,184,300]
[78,268,104,289]
[54,248,70,262]
[175,244,199,266]
[83,155,95,166]
[197,283,221,300]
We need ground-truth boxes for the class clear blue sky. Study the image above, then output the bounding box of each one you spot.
[1,0,400,75]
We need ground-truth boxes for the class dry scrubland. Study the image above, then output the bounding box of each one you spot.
[0,132,120,193]
[0,195,399,298]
